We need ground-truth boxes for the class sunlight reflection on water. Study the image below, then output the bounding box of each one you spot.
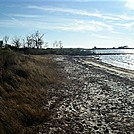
[99,55,134,70]
[93,49,134,70]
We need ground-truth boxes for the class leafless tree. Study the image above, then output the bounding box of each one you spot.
[53,40,63,48]
[22,38,26,48]
[38,38,44,49]
[33,31,44,49]
[3,36,9,47]
[44,42,49,49]
[59,41,63,48]
[53,41,58,48]
[26,35,33,48]
[25,31,45,48]
[12,36,21,48]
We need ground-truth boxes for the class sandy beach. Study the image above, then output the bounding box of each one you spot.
[40,55,134,134]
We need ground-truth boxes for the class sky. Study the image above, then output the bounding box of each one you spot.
[0,0,134,48]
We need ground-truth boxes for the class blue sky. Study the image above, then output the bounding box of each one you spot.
[0,0,134,48]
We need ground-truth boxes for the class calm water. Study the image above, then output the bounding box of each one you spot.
[92,49,134,54]
[92,49,134,70]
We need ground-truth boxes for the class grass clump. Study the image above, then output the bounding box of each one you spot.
[0,48,17,68]
[0,48,60,133]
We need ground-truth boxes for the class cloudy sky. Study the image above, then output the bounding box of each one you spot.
[0,0,134,48]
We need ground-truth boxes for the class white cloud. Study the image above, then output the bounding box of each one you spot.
[4,6,134,34]
[115,22,134,29]
[10,17,25,26]
[92,34,112,39]
[11,14,42,18]
[2,13,25,26]
[27,6,122,21]
[0,19,25,28]
[120,14,134,21]
[53,20,97,32]
[28,6,102,17]
[125,0,134,10]
[93,33,123,40]
[0,17,113,32]
[50,19,114,32]
[114,22,134,32]
[102,15,122,21]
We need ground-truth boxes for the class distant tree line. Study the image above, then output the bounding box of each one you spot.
[0,31,64,50]
[0,31,94,55]
[1,31,44,49]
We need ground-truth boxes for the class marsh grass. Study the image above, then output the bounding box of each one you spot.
[0,48,60,133]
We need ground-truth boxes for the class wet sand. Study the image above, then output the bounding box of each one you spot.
[40,55,134,134]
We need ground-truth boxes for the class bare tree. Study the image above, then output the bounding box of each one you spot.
[38,38,44,49]
[26,35,33,48]
[59,41,63,48]
[53,41,58,48]
[32,31,44,48]
[53,40,63,48]
[12,36,21,48]
[44,42,49,49]
[3,36,9,47]
[22,38,26,48]
[25,31,45,49]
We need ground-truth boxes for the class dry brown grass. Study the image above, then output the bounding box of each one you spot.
[0,49,61,134]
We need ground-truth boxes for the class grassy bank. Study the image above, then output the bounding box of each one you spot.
[0,48,61,133]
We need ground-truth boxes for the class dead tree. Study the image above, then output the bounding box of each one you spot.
[59,41,63,49]
[32,31,44,49]
[12,36,21,48]
[53,41,58,48]
[3,36,9,47]
[22,38,26,48]
[26,31,44,49]
[53,40,63,48]
[44,42,48,49]
[26,35,33,48]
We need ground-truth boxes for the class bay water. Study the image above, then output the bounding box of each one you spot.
[92,49,134,70]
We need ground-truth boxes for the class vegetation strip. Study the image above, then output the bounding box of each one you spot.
[0,48,63,133]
